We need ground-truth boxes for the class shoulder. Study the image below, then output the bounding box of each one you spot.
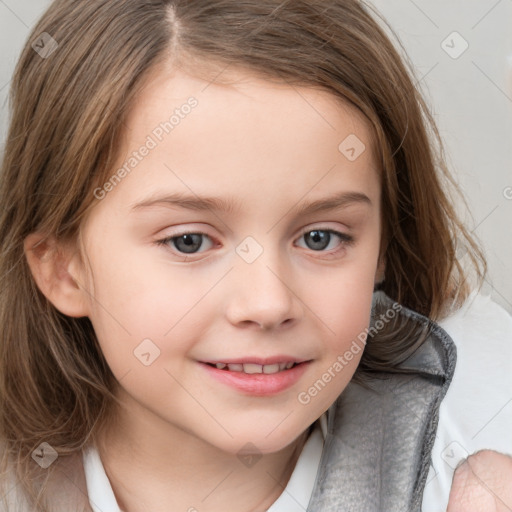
[447,449,512,511]
[437,292,512,422]
[439,291,512,349]
[0,441,29,512]
[438,291,512,405]
[422,292,512,511]
[0,443,92,512]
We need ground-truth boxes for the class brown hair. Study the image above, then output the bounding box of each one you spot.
[0,0,485,509]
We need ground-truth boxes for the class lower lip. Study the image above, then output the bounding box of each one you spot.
[199,362,311,396]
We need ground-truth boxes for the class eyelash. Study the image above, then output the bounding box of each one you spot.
[296,228,355,257]
[156,228,355,259]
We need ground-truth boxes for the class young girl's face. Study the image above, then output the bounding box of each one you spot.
[76,65,382,455]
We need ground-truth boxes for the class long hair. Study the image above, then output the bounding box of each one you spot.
[0,0,485,509]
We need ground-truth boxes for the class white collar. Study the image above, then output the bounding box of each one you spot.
[83,413,327,512]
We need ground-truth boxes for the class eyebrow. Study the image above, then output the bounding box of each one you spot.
[130,191,372,216]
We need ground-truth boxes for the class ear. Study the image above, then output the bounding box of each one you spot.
[24,233,90,318]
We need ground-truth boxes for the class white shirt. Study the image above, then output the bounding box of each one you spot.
[83,413,328,512]
[84,292,512,512]
[422,292,512,511]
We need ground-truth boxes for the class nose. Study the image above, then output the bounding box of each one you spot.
[225,251,303,331]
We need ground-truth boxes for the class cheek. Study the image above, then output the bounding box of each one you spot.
[84,256,220,384]
[84,240,205,335]
[294,270,376,413]
[311,255,377,342]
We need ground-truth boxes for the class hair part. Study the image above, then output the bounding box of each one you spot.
[0,0,485,508]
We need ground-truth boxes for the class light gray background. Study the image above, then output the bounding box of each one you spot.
[1,0,511,314]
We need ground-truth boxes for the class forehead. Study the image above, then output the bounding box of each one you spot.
[128,63,376,147]
[97,65,380,216]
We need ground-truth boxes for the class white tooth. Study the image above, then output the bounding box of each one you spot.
[279,362,288,371]
[285,362,295,370]
[227,363,244,372]
[215,363,227,370]
[263,364,280,374]
[243,363,263,374]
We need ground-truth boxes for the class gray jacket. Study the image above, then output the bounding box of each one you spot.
[307,296,456,511]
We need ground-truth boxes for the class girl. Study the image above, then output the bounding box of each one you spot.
[0,0,498,510]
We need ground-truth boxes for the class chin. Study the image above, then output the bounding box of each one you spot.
[216,423,310,456]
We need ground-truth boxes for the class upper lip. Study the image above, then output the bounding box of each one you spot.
[200,356,311,365]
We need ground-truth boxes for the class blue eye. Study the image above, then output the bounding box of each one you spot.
[157,228,354,258]
[297,229,354,252]
[159,232,213,254]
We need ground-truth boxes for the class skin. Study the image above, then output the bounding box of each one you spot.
[25,66,384,511]
[447,450,512,512]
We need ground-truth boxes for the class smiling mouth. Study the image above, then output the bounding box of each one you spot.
[204,362,301,374]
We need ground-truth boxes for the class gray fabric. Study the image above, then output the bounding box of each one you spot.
[307,295,457,512]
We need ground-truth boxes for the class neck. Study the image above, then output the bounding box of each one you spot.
[96,395,313,512]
